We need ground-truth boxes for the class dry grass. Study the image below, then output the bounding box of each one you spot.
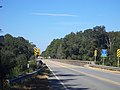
[10,67,52,90]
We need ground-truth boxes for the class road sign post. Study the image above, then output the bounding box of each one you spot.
[102,58,105,66]
[117,49,120,67]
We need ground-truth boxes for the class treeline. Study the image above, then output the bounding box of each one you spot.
[0,34,35,85]
[42,26,120,66]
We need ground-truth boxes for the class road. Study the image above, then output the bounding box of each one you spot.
[43,59,120,90]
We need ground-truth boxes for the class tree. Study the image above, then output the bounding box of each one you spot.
[0,50,16,89]
[43,26,120,66]
[0,34,36,89]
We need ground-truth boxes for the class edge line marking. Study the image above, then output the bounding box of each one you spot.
[46,64,69,90]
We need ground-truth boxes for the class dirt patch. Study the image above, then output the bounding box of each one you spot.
[51,59,89,66]
[37,75,48,79]
[86,65,120,74]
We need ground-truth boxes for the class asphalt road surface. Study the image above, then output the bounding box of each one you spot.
[43,59,120,90]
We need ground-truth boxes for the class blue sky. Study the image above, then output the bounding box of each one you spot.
[0,0,120,52]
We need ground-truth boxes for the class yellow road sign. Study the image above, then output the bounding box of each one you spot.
[94,50,97,56]
[34,47,38,56]
[34,47,40,56]
[37,49,40,56]
[117,49,120,57]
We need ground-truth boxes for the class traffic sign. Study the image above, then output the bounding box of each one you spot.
[34,47,37,54]
[117,49,120,57]
[34,47,40,56]
[37,49,40,56]
[94,50,97,56]
[94,49,97,63]
[101,49,107,57]
[34,47,38,56]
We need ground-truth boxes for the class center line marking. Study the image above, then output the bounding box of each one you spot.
[48,60,120,86]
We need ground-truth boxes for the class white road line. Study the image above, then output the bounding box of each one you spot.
[54,62,120,86]
[46,64,69,90]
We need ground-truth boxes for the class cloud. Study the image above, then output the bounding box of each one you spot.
[31,13,77,17]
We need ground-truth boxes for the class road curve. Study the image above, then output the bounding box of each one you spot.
[43,59,120,90]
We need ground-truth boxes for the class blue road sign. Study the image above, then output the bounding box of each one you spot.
[101,49,107,57]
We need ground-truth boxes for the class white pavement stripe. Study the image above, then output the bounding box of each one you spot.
[46,64,69,90]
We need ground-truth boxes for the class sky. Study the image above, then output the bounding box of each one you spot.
[0,0,120,52]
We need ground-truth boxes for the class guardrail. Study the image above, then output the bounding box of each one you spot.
[89,64,120,72]
[8,63,46,85]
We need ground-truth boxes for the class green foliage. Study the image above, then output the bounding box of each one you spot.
[15,54,28,72]
[43,26,120,66]
[0,51,16,78]
[29,60,37,71]
[0,34,36,82]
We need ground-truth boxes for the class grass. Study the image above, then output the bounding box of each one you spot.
[6,65,52,90]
